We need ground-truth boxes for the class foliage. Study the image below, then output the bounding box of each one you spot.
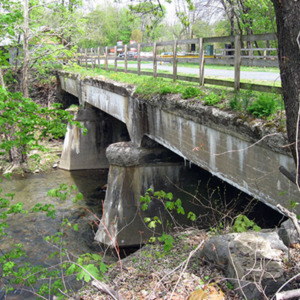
[128,2,166,42]
[247,92,280,117]
[141,188,188,216]
[0,87,84,164]
[65,253,109,282]
[77,5,134,48]
[47,183,83,203]
[231,215,261,233]
[229,88,253,111]
[0,0,84,88]
[221,0,276,36]
[158,233,174,252]
[0,181,109,299]
[182,86,203,99]
[140,188,197,252]
[203,92,223,106]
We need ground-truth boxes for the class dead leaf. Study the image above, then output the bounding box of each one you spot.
[188,284,225,300]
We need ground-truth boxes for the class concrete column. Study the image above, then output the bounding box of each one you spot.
[94,141,184,247]
[59,107,110,170]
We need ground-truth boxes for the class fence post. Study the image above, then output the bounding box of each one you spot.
[78,48,81,66]
[173,40,178,82]
[91,48,94,69]
[85,48,87,68]
[124,44,128,73]
[114,46,117,72]
[137,43,141,76]
[105,47,108,71]
[97,47,100,68]
[199,38,204,86]
[234,35,241,92]
[153,42,157,78]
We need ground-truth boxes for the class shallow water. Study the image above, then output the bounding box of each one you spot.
[0,169,110,300]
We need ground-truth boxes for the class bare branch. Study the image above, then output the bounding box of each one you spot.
[276,288,300,300]
[276,204,300,241]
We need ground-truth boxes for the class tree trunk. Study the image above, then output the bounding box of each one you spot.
[0,69,5,89]
[9,146,26,166]
[271,0,300,181]
[22,0,29,98]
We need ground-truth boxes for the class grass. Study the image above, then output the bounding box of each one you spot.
[91,64,281,87]
[60,64,285,124]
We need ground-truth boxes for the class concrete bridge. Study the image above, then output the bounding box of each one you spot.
[56,70,298,246]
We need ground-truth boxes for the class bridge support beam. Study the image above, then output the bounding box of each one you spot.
[94,141,183,247]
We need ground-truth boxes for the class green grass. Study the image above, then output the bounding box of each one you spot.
[60,64,284,122]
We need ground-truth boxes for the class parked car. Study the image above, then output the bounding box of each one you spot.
[118,51,136,58]
[160,52,173,57]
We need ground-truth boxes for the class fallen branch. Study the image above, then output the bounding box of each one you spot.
[276,204,300,241]
[276,288,300,300]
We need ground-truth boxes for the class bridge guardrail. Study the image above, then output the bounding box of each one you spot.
[74,33,281,94]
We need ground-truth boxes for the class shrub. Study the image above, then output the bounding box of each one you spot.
[182,86,202,99]
[203,92,222,106]
[247,93,278,117]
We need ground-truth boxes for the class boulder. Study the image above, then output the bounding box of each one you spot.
[201,230,289,299]
[278,219,300,247]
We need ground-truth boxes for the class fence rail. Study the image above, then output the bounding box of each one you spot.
[75,33,281,94]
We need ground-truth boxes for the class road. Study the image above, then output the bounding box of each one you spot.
[112,61,281,83]
[142,63,281,83]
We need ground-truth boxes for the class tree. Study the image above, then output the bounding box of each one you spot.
[77,4,135,47]
[0,87,76,171]
[131,29,143,43]
[270,0,300,183]
[128,2,166,42]
[0,0,84,95]
[0,0,84,168]
[219,0,275,36]
[193,19,214,38]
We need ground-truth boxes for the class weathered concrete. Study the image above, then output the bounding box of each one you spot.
[59,106,130,170]
[94,142,184,246]
[57,71,299,215]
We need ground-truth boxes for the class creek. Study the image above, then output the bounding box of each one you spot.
[0,169,109,300]
[0,164,284,299]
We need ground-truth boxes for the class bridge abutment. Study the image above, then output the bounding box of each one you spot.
[59,106,129,170]
[94,141,183,247]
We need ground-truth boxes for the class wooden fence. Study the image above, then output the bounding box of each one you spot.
[76,33,281,94]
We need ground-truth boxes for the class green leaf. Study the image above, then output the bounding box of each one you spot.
[65,263,77,275]
[80,264,100,282]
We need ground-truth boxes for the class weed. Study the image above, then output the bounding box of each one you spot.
[202,92,222,106]
[226,281,234,290]
[158,233,174,252]
[247,93,278,117]
[208,222,224,236]
[182,86,203,99]
[140,188,197,253]
[231,215,261,233]
[230,88,252,111]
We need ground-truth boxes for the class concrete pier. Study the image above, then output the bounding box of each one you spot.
[94,142,183,247]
